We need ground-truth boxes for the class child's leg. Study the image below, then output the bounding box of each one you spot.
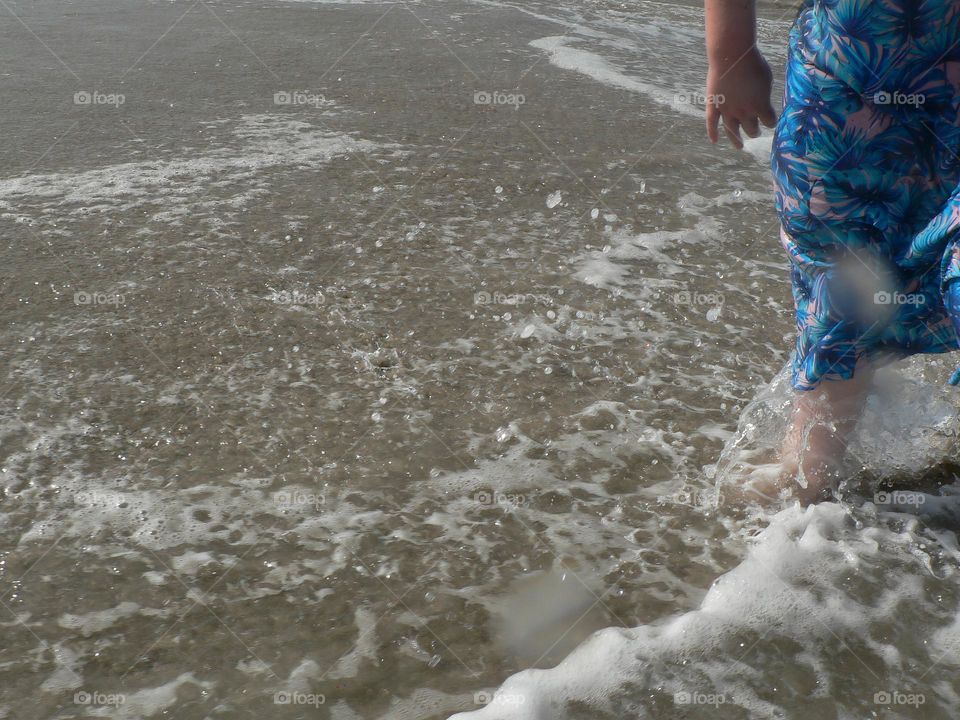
[719,364,874,509]
[778,362,874,504]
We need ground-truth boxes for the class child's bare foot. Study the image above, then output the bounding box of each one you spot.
[716,365,874,509]
[718,435,841,508]
[777,366,874,505]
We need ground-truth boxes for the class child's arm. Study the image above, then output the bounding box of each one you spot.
[705,0,776,149]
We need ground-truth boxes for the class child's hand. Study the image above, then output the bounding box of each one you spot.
[706,46,777,149]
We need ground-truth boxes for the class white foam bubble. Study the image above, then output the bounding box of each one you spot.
[741,132,773,163]
[573,221,716,291]
[0,114,383,228]
[530,36,701,118]
[112,673,214,719]
[326,607,380,679]
[451,500,955,718]
[58,602,140,637]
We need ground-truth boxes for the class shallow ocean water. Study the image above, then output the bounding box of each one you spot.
[1,0,959,718]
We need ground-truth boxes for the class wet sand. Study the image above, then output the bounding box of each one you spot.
[8,1,957,719]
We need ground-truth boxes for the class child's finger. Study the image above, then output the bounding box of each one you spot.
[706,103,720,143]
[741,115,761,138]
[759,103,778,128]
[723,117,744,149]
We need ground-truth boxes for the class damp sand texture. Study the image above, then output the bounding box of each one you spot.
[3,1,960,719]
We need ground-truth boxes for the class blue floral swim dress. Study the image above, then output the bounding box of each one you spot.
[772,0,960,389]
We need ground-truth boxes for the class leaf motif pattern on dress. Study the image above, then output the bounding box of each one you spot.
[773,0,960,390]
